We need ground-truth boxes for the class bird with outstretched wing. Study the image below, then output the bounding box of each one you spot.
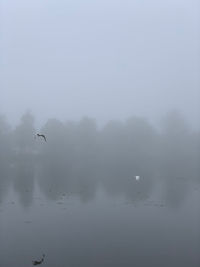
[35,134,47,142]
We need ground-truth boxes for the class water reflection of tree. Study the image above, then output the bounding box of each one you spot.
[0,166,11,203]
[13,155,35,208]
[0,111,199,208]
[98,117,156,203]
[159,111,198,208]
[37,117,99,202]
[37,161,98,202]
[0,115,12,203]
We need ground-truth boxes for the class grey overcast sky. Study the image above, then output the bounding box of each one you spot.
[1,0,200,127]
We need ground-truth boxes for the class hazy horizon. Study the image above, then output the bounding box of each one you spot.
[1,0,200,128]
[0,1,199,266]
[0,108,199,132]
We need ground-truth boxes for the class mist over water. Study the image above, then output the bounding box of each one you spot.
[1,0,200,266]
[0,111,199,267]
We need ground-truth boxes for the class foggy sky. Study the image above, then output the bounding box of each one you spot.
[1,0,199,127]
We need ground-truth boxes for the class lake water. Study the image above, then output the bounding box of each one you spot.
[0,162,200,267]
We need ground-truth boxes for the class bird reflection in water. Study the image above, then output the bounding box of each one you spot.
[32,254,45,266]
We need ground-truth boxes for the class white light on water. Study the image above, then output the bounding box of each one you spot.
[135,176,140,181]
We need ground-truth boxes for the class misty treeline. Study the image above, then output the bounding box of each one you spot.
[0,110,199,206]
[0,110,199,176]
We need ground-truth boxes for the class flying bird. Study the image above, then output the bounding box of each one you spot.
[36,134,47,142]
[32,254,45,266]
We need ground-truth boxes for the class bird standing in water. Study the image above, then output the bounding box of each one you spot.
[135,175,140,181]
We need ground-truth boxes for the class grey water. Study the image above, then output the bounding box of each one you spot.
[0,111,200,267]
[0,158,199,267]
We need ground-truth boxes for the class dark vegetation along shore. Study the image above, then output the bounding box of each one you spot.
[0,110,199,207]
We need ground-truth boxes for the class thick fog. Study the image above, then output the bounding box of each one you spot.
[1,1,200,267]
[1,0,200,127]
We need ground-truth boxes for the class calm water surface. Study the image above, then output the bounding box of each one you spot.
[0,165,200,267]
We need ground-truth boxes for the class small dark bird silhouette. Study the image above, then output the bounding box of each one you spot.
[36,134,47,142]
[32,254,45,266]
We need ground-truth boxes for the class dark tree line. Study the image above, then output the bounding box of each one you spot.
[0,110,199,206]
[0,110,199,176]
